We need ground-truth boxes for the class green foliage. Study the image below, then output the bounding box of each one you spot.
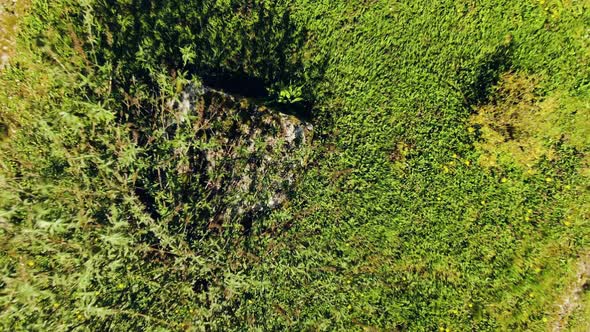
[0,0,589,331]
[89,0,320,110]
[269,82,305,104]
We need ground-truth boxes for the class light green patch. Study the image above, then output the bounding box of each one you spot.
[472,73,590,170]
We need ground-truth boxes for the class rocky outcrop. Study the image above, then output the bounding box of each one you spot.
[173,82,313,230]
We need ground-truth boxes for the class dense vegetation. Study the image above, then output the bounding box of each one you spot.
[0,0,588,330]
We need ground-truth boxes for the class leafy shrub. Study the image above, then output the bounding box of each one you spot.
[90,0,322,110]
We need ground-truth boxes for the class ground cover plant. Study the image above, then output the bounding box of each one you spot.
[0,0,588,331]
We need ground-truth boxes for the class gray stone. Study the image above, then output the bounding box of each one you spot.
[174,82,313,228]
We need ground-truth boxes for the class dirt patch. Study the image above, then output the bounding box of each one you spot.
[552,252,590,331]
[0,0,27,70]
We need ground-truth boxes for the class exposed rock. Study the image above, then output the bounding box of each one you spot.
[170,82,313,229]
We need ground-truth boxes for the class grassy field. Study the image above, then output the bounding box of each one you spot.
[0,0,588,331]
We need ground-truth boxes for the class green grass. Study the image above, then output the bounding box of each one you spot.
[0,0,588,330]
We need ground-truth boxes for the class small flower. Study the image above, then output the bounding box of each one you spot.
[542,317,548,323]
[529,293,535,298]
[467,127,475,133]
[347,304,352,310]
[545,177,552,182]
[501,177,508,183]
[565,185,571,190]
[443,166,449,173]
[248,300,253,304]
[27,261,34,267]
[464,160,470,166]
[117,283,125,289]
[564,221,572,227]
[468,303,473,308]
[481,200,486,205]
[53,303,60,309]
[534,267,542,274]
[452,153,458,159]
